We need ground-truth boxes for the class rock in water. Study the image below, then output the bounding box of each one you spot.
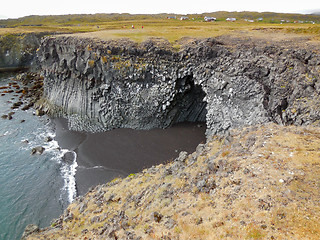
[31,146,45,155]
[45,136,53,142]
[35,109,45,116]
[62,151,75,164]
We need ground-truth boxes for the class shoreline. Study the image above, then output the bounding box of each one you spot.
[26,123,320,239]
[52,117,206,196]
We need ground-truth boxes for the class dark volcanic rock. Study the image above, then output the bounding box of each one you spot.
[31,146,45,155]
[44,136,53,142]
[152,212,163,223]
[0,33,46,71]
[61,151,76,164]
[36,36,320,136]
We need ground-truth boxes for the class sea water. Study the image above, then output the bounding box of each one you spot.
[0,74,76,240]
[0,73,207,239]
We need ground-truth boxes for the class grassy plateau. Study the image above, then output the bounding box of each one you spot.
[0,12,320,43]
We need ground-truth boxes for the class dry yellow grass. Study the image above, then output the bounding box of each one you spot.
[2,18,319,47]
[27,123,320,240]
[67,21,320,44]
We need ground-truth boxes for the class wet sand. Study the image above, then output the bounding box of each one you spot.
[52,118,206,196]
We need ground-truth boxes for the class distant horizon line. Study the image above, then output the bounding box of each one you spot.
[1,9,320,20]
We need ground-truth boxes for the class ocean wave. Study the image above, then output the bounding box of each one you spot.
[18,124,78,204]
[56,150,78,203]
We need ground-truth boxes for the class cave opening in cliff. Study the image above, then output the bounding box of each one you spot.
[169,74,207,125]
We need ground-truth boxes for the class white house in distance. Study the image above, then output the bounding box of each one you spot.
[204,16,216,22]
[226,17,236,22]
[180,16,189,20]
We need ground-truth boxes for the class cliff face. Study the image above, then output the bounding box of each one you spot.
[0,33,44,71]
[37,36,320,135]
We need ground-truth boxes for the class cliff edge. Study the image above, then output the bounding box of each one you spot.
[0,33,46,72]
[36,36,320,136]
[22,35,320,239]
[25,123,320,239]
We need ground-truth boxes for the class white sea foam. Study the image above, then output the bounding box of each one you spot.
[77,165,105,170]
[40,129,78,203]
[59,150,78,203]
[2,131,12,136]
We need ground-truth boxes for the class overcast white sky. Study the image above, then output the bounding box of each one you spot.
[0,0,319,19]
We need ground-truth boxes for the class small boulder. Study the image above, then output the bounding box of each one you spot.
[35,109,45,116]
[11,102,23,109]
[175,151,188,162]
[63,212,74,222]
[152,212,163,223]
[62,151,75,164]
[45,136,53,142]
[6,112,14,120]
[196,144,205,155]
[31,146,45,155]
[21,105,30,111]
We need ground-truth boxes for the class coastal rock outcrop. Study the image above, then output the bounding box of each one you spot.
[36,36,320,136]
[0,33,45,71]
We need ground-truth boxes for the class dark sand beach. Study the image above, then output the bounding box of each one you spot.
[52,118,206,195]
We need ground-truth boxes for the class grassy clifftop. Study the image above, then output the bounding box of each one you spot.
[1,12,320,43]
[25,123,320,239]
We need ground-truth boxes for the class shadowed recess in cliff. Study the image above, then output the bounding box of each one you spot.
[167,74,207,125]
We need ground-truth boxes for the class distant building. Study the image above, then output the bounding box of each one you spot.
[226,18,236,22]
[180,16,189,21]
[280,19,291,24]
[257,18,263,21]
[244,19,254,22]
[167,16,176,19]
[204,16,216,22]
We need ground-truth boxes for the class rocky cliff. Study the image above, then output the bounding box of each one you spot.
[0,33,45,71]
[36,36,320,136]
[22,34,320,240]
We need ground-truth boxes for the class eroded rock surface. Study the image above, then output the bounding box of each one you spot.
[36,36,320,136]
[0,33,45,71]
